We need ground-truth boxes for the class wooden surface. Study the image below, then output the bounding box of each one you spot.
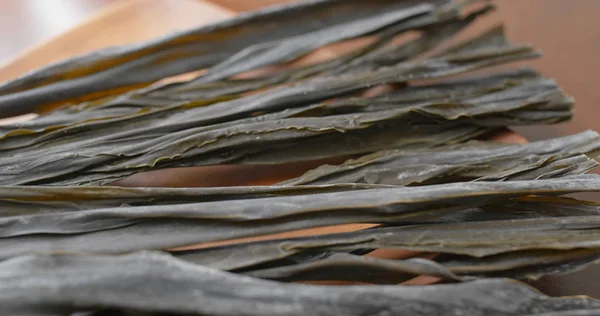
[0,0,116,64]
[0,0,232,82]
[0,0,599,298]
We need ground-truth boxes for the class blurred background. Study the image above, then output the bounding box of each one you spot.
[0,0,598,298]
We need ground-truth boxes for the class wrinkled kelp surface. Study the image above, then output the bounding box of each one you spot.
[0,11,548,185]
[0,0,445,118]
[3,252,600,316]
[1,0,600,314]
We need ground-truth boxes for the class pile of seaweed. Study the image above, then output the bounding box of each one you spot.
[0,0,599,315]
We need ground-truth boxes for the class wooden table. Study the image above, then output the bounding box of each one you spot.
[0,0,598,298]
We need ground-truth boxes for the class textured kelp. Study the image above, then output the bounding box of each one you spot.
[0,0,447,118]
[174,214,600,272]
[0,27,538,151]
[281,130,600,185]
[0,1,492,137]
[0,183,391,217]
[0,123,491,186]
[0,153,595,216]
[359,154,597,185]
[0,24,550,187]
[157,3,494,99]
[1,177,600,259]
[1,0,600,311]
[0,46,543,186]
[2,252,599,316]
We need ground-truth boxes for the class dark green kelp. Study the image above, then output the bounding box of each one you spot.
[2,252,599,316]
[0,177,600,259]
[0,0,600,314]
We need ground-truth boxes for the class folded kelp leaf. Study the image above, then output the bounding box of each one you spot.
[242,249,600,284]
[9,125,482,186]
[174,214,600,271]
[281,130,600,185]
[48,148,599,192]
[0,2,492,137]
[359,154,597,185]
[0,0,443,118]
[2,252,599,316]
[1,177,600,258]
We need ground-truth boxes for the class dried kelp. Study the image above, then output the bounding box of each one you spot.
[99,77,570,169]
[0,123,490,186]
[0,183,390,217]
[158,2,494,99]
[0,166,596,217]
[240,196,600,281]
[0,23,550,187]
[0,0,446,118]
[1,0,600,311]
[2,252,599,316]
[174,214,600,272]
[0,25,538,151]
[243,249,600,283]
[358,154,596,186]
[281,130,600,185]
[1,177,600,259]
[324,67,542,108]
[244,253,468,284]
[0,1,492,137]
[226,124,491,167]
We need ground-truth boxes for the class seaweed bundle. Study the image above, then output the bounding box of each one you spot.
[0,0,600,315]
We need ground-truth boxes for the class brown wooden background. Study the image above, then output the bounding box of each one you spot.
[0,0,598,298]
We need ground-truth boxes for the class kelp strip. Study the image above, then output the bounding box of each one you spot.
[0,183,391,217]
[1,252,599,316]
[360,154,596,186]
[281,130,600,185]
